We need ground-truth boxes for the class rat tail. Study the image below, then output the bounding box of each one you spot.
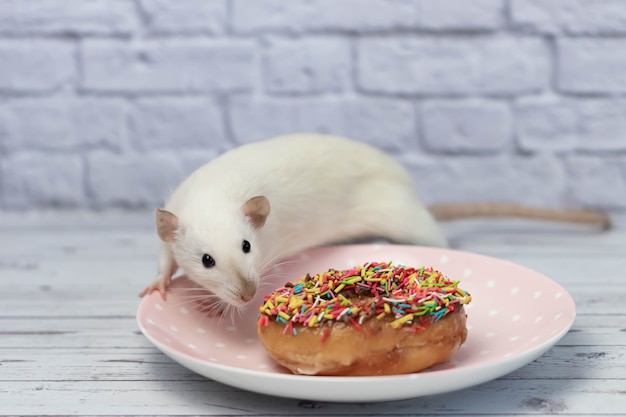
[428,203,611,229]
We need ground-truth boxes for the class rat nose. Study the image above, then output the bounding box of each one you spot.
[240,293,254,303]
[238,279,257,303]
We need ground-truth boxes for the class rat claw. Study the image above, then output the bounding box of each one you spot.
[139,276,170,300]
[138,285,152,298]
[138,284,156,298]
[158,281,168,300]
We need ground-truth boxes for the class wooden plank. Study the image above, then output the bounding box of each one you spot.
[0,349,202,382]
[1,259,156,290]
[0,318,152,349]
[563,315,626,345]
[1,345,624,383]
[1,379,624,415]
[506,345,626,380]
[0,230,158,262]
[0,210,153,230]
[444,217,626,256]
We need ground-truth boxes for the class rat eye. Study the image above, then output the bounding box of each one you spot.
[202,254,215,268]
[242,240,251,253]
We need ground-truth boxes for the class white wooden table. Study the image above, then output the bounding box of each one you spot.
[1,211,625,416]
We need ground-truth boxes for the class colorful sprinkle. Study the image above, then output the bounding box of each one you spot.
[258,261,471,335]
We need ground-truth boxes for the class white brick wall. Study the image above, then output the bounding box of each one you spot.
[421,100,512,153]
[0,40,75,93]
[358,36,550,95]
[0,0,624,211]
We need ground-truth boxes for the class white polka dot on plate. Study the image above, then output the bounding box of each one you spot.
[164,337,172,344]
[169,325,178,332]
[486,332,496,338]
[209,357,218,362]
[534,290,542,299]
[258,364,268,369]
[154,303,163,311]
[554,313,562,320]
[512,315,521,322]
[511,287,519,295]
[226,326,237,332]
[534,316,543,323]
[480,350,490,355]
[215,342,225,348]
[146,318,154,325]
[244,338,256,344]
[440,255,449,264]
[188,344,197,349]
[510,336,519,342]
[486,280,495,289]
[463,268,472,277]
[236,355,246,360]
[196,327,206,334]
[179,307,189,315]
[346,258,356,266]
[488,310,498,316]
[555,292,563,299]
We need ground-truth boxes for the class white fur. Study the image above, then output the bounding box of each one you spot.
[156,134,447,307]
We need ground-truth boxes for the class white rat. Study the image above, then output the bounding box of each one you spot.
[140,133,609,307]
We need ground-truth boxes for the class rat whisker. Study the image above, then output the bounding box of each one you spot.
[228,306,237,326]
[196,299,228,323]
[235,306,245,321]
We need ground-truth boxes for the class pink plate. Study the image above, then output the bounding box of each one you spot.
[136,244,575,402]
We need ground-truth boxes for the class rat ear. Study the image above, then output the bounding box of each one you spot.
[156,208,179,243]
[242,196,270,229]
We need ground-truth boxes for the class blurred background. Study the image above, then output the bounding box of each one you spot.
[1,0,625,212]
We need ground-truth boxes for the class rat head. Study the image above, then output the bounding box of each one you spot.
[156,196,270,308]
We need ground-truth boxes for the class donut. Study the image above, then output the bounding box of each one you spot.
[257,261,472,376]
